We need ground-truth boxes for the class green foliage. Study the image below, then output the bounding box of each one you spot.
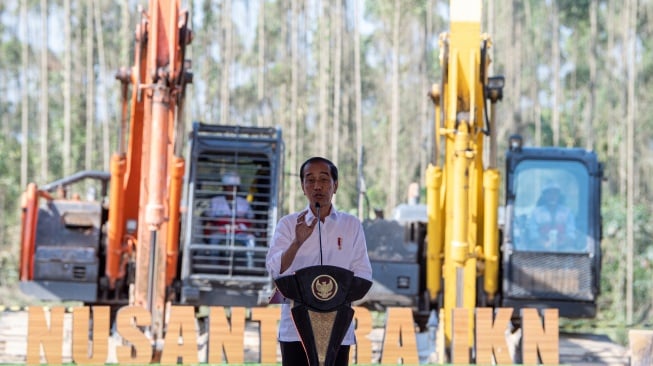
[557,0,591,27]
[598,193,653,328]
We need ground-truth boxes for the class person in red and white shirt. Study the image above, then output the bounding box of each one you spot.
[207,171,254,233]
[205,171,256,266]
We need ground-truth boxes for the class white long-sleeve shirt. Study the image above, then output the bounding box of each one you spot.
[209,195,253,219]
[266,205,373,344]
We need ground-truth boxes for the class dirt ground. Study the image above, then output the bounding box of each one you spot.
[0,310,629,365]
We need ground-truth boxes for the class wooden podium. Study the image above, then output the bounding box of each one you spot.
[274,265,372,366]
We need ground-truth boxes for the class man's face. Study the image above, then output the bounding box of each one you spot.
[223,184,237,197]
[544,188,560,207]
[301,161,338,208]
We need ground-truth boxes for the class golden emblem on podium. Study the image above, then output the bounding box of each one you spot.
[275,265,372,366]
[312,275,337,301]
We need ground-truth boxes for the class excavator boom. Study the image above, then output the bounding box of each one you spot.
[116,0,192,339]
[426,0,500,347]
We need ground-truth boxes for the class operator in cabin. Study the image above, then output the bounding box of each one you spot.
[207,171,254,225]
[527,181,577,250]
[204,171,256,267]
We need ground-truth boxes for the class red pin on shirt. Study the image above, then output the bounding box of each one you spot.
[338,237,342,250]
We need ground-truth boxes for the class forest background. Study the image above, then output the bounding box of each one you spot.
[0,0,651,345]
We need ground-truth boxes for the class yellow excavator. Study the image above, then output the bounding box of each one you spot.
[426,0,503,346]
[362,0,603,362]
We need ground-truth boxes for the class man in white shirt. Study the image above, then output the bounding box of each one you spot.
[208,171,254,222]
[527,182,577,251]
[266,157,373,366]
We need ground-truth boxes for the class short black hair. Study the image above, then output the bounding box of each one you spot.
[299,156,338,182]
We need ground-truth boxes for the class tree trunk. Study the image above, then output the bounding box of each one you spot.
[85,0,95,171]
[354,0,364,219]
[121,0,130,66]
[289,0,299,212]
[220,0,232,125]
[513,17,522,136]
[276,0,288,211]
[318,0,330,156]
[40,0,49,182]
[500,0,516,142]
[21,0,29,188]
[63,0,71,177]
[388,0,400,211]
[587,0,597,150]
[94,1,110,171]
[523,1,542,145]
[625,0,637,327]
[421,0,432,177]
[551,1,560,146]
[606,0,617,161]
[257,0,266,127]
[486,0,493,51]
[331,0,341,168]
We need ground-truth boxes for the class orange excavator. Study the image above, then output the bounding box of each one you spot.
[20,0,191,340]
[19,0,284,345]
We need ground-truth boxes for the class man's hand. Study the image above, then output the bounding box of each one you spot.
[294,210,318,247]
[280,210,317,273]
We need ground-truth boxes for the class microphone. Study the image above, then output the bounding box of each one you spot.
[316,202,323,265]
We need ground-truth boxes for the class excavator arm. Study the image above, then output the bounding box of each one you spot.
[426,0,502,353]
[109,0,192,341]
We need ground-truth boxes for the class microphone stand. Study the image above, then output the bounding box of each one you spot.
[316,202,323,265]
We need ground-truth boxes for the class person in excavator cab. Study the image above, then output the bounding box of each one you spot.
[204,171,256,267]
[527,181,577,251]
